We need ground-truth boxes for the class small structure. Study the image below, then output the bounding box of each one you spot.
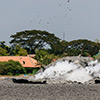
[0,55,41,68]
[94,51,100,61]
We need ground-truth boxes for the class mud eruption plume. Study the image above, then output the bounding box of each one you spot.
[28,58,100,84]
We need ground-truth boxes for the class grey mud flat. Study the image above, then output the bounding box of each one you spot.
[0,79,100,100]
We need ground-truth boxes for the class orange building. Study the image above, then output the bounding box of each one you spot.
[0,55,41,68]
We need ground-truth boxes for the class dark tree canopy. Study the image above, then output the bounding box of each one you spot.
[10,30,61,54]
[9,30,100,56]
[49,40,68,55]
[65,39,100,56]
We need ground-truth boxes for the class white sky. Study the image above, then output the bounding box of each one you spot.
[0,0,100,44]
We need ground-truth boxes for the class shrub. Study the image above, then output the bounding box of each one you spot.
[0,60,26,75]
[25,67,34,74]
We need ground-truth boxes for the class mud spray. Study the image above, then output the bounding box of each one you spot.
[28,60,100,84]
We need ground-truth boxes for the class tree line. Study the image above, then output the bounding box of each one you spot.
[0,30,100,65]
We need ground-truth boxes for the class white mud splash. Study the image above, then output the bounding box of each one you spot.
[29,60,100,84]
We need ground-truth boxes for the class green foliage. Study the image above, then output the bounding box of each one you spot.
[17,48,28,56]
[65,39,100,56]
[0,41,8,50]
[32,68,41,75]
[10,30,61,54]
[0,60,26,75]
[0,41,10,54]
[49,40,68,55]
[10,45,28,56]
[0,47,9,56]
[35,50,59,65]
[66,49,81,56]
[25,67,34,74]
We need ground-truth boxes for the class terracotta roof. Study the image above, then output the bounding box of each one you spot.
[0,55,41,68]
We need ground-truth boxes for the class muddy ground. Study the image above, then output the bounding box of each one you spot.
[0,78,100,100]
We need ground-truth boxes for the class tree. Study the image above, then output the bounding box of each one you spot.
[48,40,68,55]
[10,30,61,54]
[0,41,6,49]
[10,45,28,56]
[65,39,100,56]
[0,41,10,54]
[0,47,9,56]
[35,49,59,65]
[17,48,28,56]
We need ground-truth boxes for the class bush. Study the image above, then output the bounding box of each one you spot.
[25,67,34,74]
[0,60,26,75]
